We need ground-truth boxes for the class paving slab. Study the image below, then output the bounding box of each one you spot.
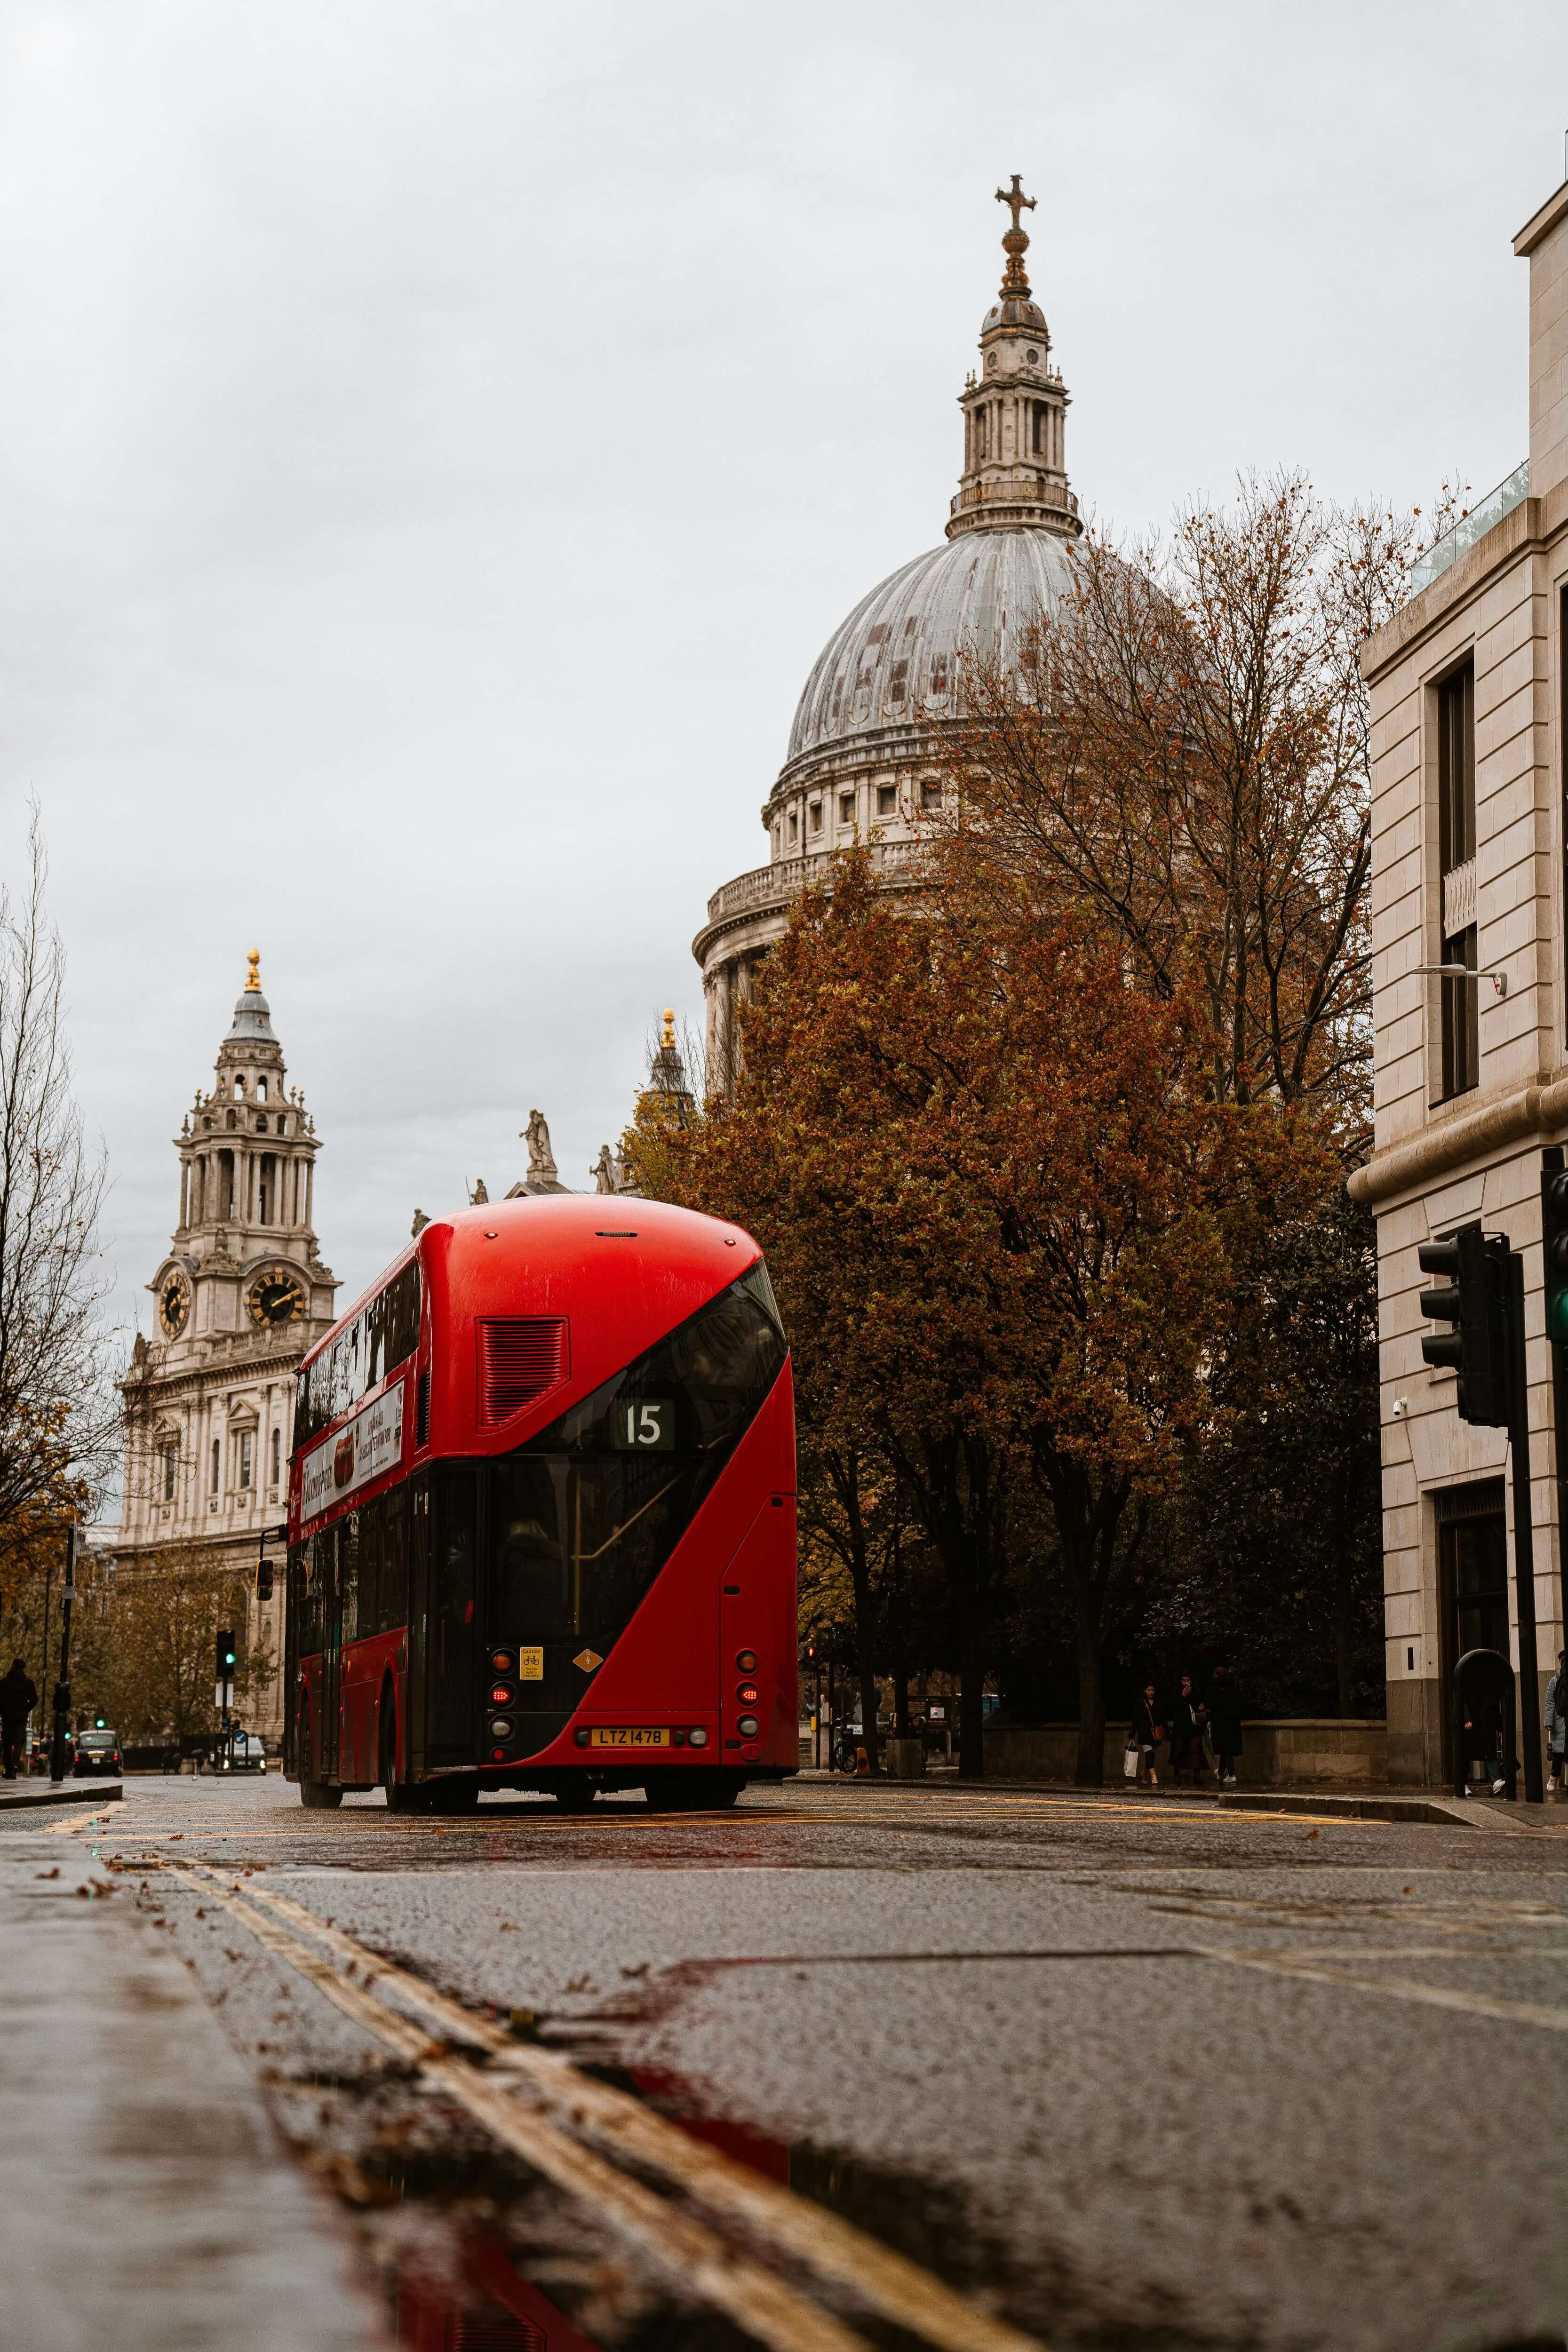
[0,1814,387,2351]
[0,1776,122,1811]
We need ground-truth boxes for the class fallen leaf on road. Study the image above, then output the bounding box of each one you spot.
[34,1867,59,1880]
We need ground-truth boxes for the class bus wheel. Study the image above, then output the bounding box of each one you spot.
[378,1688,409,1809]
[644,1771,740,1812]
[298,1705,343,1810]
[554,1774,596,1813]
[428,1778,478,1815]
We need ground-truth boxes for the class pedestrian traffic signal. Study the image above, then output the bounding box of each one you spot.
[216,1629,237,1680]
[1417,1223,1512,1426]
[1542,1161,1568,1350]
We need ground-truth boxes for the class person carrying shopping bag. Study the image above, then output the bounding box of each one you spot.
[1132,1681,1164,1789]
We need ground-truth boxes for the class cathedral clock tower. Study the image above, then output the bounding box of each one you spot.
[115,956,339,1745]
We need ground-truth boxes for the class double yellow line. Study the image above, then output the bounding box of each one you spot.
[164,1860,1048,2352]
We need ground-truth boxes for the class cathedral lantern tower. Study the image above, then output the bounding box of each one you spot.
[115,956,338,1747]
[949,175,1079,541]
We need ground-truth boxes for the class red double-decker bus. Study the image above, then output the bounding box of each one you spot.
[283,1195,796,1812]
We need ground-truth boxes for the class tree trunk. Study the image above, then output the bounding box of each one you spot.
[1074,1573,1106,1786]
[836,1454,881,1775]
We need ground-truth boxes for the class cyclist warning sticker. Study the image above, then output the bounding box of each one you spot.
[302,1380,405,1518]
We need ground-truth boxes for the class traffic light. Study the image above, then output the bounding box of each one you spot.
[94,1716,105,1730]
[216,1629,236,1681]
[255,1558,274,1602]
[1417,1223,1512,1426]
[1542,1161,1568,1351]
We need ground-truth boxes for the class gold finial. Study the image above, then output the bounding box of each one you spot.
[661,1007,676,1049]
[245,949,262,994]
[995,173,1035,296]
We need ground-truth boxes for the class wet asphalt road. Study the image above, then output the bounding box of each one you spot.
[32,1773,1568,2352]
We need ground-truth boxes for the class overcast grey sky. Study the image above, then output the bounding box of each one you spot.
[1,0,1564,1336]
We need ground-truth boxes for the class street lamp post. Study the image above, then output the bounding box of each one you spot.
[48,1526,77,1784]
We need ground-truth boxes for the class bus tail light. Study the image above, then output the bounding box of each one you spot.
[735,1649,758,1672]
[489,1717,513,1740]
[736,1715,760,1737]
[574,1727,591,1747]
[688,1727,709,1748]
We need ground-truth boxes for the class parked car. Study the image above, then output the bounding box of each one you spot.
[217,1729,267,1774]
[72,1728,121,1778]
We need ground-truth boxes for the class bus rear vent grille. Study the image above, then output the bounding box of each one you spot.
[476,1318,568,1427]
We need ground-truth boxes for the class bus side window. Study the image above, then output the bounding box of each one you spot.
[358,1493,382,1639]
[340,1513,359,1647]
[382,1488,410,1631]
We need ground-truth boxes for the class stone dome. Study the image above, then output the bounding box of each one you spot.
[786,524,1076,764]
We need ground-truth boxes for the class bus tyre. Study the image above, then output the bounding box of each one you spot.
[644,1771,740,1812]
[378,1689,405,1809]
[297,1702,343,1810]
[429,1778,478,1815]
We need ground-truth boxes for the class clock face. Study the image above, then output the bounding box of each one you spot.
[247,1266,307,1327]
[158,1273,190,1338]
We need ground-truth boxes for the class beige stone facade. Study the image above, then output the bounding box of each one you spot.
[1352,177,1568,1784]
[113,959,339,1745]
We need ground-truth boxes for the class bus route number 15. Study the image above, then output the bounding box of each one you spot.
[616,1398,675,1451]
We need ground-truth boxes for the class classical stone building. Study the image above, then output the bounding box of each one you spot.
[1352,170,1567,1785]
[694,179,1083,1077]
[115,957,339,1742]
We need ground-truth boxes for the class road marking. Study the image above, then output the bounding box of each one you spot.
[162,1865,876,2352]
[88,1796,1371,1841]
[177,1864,1048,2352]
[43,1810,116,1836]
[1197,1944,1568,2032]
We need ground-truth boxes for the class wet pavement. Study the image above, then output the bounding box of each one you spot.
[10,1773,1564,2352]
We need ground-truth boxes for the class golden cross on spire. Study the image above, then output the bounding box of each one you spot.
[995,174,1035,235]
[245,949,262,994]
[994,174,1035,297]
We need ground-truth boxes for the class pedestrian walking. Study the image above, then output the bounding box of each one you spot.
[0,1658,38,1781]
[1207,1665,1244,1786]
[1545,1649,1566,1796]
[1133,1681,1164,1788]
[1168,1674,1206,1785]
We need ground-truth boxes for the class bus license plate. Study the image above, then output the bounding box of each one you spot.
[590,1728,669,1748]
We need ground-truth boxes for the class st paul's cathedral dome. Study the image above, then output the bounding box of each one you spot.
[693,177,1083,1082]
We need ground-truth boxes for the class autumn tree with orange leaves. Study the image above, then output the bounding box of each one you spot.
[927,472,1416,1140]
[631,857,1328,1780]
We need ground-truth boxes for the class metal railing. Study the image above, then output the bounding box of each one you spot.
[1410,461,1529,594]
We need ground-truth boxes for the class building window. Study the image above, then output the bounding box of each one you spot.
[210,1439,220,1495]
[271,1427,282,1488]
[256,1078,267,1101]
[839,792,855,826]
[238,1430,254,1490]
[788,809,798,843]
[809,802,822,834]
[1437,659,1478,1100]
[920,779,942,814]
[877,783,897,817]
[160,1445,176,1502]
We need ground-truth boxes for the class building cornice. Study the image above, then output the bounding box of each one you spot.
[1347,1071,1568,1210]
[1514,179,1568,256]
[1360,481,1568,686]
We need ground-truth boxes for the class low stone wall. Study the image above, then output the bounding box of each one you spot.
[984,1718,1389,1787]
